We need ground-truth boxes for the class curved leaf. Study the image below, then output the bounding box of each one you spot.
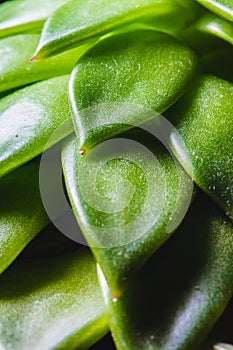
[0,75,73,179]
[194,13,233,45]
[33,0,200,58]
[0,33,93,93]
[0,247,108,350]
[0,0,72,39]
[195,0,233,22]
[69,30,197,152]
[62,127,194,296]
[0,161,49,275]
[166,75,233,220]
[99,192,233,350]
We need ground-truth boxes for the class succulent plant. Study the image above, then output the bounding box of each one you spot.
[0,0,232,349]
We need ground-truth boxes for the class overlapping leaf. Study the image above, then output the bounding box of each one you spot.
[0,246,108,350]
[32,0,200,58]
[62,128,193,296]
[0,75,73,178]
[0,0,72,38]
[195,0,233,22]
[69,30,197,152]
[166,75,233,220]
[99,192,233,350]
[0,160,49,275]
[0,33,92,93]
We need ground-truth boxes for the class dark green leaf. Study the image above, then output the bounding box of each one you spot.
[99,192,233,350]
[0,33,93,93]
[166,75,233,220]
[0,161,49,275]
[62,128,194,296]
[0,0,72,39]
[0,75,73,179]
[69,30,197,152]
[33,0,200,58]
[195,0,233,22]
[0,247,108,350]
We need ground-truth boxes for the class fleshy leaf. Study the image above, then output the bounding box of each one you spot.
[0,160,49,275]
[193,13,233,45]
[69,30,197,152]
[62,126,194,296]
[0,75,73,179]
[214,344,233,350]
[0,247,108,350]
[166,75,233,220]
[99,192,233,350]
[0,0,72,39]
[195,0,233,22]
[33,0,200,58]
[0,33,93,93]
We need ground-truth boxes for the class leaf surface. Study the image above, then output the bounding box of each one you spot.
[0,75,73,178]
[99,192,233,350]
[0,0,72,38]
[69,30,197,152]
[195,0,233,22]
[0,247,108,350]
[166,75,233,220]
[0,33,93,93]
[0,161,49,275]
[33,0,200,58]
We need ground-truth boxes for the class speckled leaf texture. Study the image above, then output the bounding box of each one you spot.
[32,0,200,58]
[69,30,197,152]
[99,191,233,350]
[0,0,72,38]
[0,246,108,350]
[0,75,73,178]
[0,161,48,275]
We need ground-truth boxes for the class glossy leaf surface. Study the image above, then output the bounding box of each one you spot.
[0,161,49,275]
[0,75,73,178]
[194,13,233,45]
[69,30,197,152]
[195,0,233,22]
[0,247,108,350]
[99,192,233,350]
[0,33,92,93]
[33,0,200,58]
[62,127,194,296]
[0,0,72,38]
[166,75,233,220]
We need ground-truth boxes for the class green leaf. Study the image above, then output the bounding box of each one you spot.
[0,33,93,93]
[166,75,233,220]
[0,247,108,350]
[0,0,72,39]
[62,127,194,296]
[99,192,233,350]
[69,30,197,152]
[33,0,200,58]
[0,75,73,179]
[0,160,49,275]
[193,13,233,45]
[195,0,233,22]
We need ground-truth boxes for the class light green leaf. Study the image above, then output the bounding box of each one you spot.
[214,343,233,350]
[0,33,93,93]
[62,128,194,296]
[0,75,73,179]
[0,247,108,350]
[99,192,233,350]
[0,0,72,39]
[33,0,200,58]
[193,13,233,45]
[166,75,233,220]
[195,0,233,22]
[0,160,49,275]
[69,30,197,152]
